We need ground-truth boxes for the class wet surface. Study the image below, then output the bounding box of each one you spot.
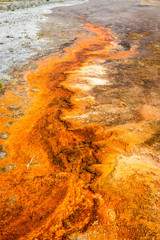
[0,0,160,239]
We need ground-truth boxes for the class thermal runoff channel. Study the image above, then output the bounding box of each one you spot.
[0,22,160,240]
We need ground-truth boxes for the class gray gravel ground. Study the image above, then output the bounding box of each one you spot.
[0,0,87,80]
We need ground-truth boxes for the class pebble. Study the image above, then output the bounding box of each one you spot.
[14,92,26,96]
[129,128,134,132]
[0,133,8,139]
[62,219,72,229]
[1,164,16,172]
[7,105,21,111]
[31,89,41,92]
[0,151,7,159]
[6,121,13,127]
[11,113,24,119]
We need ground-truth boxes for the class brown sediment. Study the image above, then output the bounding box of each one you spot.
[141,0,160,6]
[0,21,160,240]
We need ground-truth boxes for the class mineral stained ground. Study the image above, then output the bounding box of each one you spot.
[0,0,160,239]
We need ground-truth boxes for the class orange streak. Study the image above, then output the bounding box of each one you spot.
[0,23,139,240]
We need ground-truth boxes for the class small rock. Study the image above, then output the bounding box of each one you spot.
[1,164,16,172]
[0,145,7,159]
[0,133,8,139]
[11,113,24,119]
[9,195,16,205]
[129,128,134,132]
[6,121,13,127]
[7,105,21,111]
[9,48,14,52]
[14,91,26,96]
[118,40,131,50]
[0,151,7,159]
[62,219,72,229]
[30,89,41,92]
[6,35,13,38]
[139,62,144,66]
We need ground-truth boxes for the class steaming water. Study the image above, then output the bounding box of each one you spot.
[0,0,87,78]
